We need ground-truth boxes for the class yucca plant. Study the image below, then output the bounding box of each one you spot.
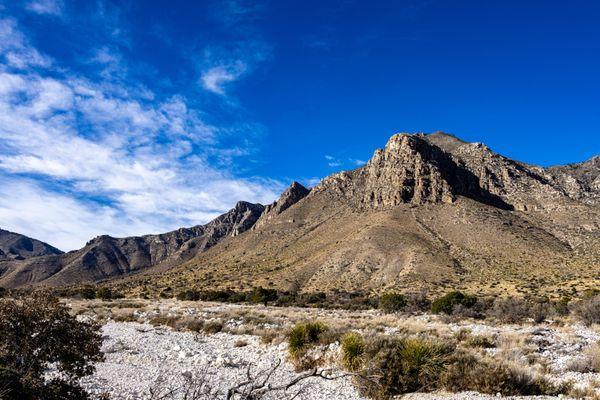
[341,332,365,371]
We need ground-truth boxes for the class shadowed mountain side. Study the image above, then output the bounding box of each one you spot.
[0,201,265,288]
[0,229,62,260]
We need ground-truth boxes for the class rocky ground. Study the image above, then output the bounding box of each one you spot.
[73,300,600,399]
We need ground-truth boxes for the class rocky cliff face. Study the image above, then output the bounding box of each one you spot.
[0,229,62,260]
[253,182,310,229]
[314,133,513,210]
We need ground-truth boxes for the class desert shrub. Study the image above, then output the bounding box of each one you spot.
[175,318,204,333]
[359,336,452,398]
[78,286,96,300]
[466,335,495,349]
[149,315,180,328]
[553,297,570,316]
[95,287,113,300]
[176,290,201,301]
[250,287,278,306]
[486,297,550,323]
[302,292,327,304]
[378,292,406,313]
[573,295,600,326]
[403,291,431,313]
[203,320,223,334]
[441,351,566,396]
[340,332,365,371]
[431,291,477,314]
[199,290,232,302]
[287,321,328,357]
[0,294,103,400]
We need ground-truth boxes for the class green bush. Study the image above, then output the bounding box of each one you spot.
[0,294,103,399]
[360,336,452,398]
[340,332,365,371]
[379,292,407,313]
[287,321,328,357]
[431,291,477,314]
[250,287,278,306]
[176,290,201,301]
[200,290,232,302]
[78,286,96,300]
[95,287,112,300]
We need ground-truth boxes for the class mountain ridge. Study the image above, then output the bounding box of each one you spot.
[1,131,598,298]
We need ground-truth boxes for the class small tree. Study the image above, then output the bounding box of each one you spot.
[379,292,407,313]
[95,287,112,300]
[431,291,477,314]
[79,286,96,300]
[0,294,103,399]
[250,287,278,306]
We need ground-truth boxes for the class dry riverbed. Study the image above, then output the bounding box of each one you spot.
[70,300,600,399]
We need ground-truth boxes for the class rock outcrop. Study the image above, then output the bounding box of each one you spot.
[253,182,310,229]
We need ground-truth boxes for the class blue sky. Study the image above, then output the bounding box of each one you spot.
[0,0,598,250]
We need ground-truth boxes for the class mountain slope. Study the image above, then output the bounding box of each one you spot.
[0,229,62,260]
[115,133,599,299]
[0,201,265,288]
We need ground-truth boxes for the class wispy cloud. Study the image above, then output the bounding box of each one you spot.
[324,155,342,167]
[200,61,247,95]
[25,0,64,17]
[0,16,283,250]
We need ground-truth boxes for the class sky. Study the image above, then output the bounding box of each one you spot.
[0,0,598,250]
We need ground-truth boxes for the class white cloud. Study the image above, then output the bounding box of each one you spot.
[349,158,366,166]
[0,17,284,250]
[200,61,247,95]
[25,0,64,17]
[325,155,342,167]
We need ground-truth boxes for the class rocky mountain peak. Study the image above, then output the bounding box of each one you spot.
[253,181,310,229]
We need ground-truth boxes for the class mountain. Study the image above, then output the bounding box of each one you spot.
[2,132,599,299]
[0,201,265,288]
[113,132,599,299]
[0,229,62,260]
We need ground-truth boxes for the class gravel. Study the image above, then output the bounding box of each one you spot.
[81,322,364,400]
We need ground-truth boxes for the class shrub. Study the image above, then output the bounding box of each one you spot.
[200,290,233,302]
[378,292,407,313]
[573,295,600,326]
[202,320,223,334]
[487,298,531,323]
[431,291,477,314]
[79,286,96,300]
[359,336,452,398]
[176,290,201,301]
[340,332,365,371]
[0,287,6,298]
[95,287,112,300]
[149,315,180,328]
[0,294,103,399]
[287,322,328,357]
[250,287,278,306]
[441,351,567,396]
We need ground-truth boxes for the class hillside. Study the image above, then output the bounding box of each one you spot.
[114,132,600,299]
[0,202,264,288]
[0,229,62,260]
